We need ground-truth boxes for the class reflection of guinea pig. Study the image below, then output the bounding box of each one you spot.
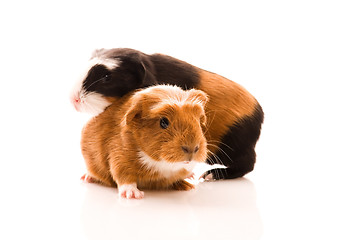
[81,85,208,199]
[71,48,264,180]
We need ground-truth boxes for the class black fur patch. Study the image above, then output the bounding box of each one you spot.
[83,49,200,97]
[148,54,200,90]
[82,62,144,98]
[83,49,156,98]
[206,103,264,179]
[83,64,111,92]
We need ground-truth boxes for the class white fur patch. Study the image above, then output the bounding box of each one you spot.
[70,87,111,115]
[144,85,205,111]
[89,57,120,71]
[79,91,112,115]
[118,183,144,199]
[138,150,197,178]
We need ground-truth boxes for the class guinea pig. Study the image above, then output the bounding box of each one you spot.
[80,85,208,199]
[71,48,264,180]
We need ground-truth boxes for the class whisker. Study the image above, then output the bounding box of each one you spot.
[82,76,107,93]
[205,150,219,179]
[207,143,233,163]
[203,110,217,136]
[207,143,221,152]
[207,149,223,165]
[206,150,216,164]
[207,149,227,179]
[207,140,234,151]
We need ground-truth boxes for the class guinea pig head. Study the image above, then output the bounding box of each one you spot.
[70,48,156,115]
[125,86,208,165]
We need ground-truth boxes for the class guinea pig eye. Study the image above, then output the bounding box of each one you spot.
[160,117,169,129]
[102,74,112,82]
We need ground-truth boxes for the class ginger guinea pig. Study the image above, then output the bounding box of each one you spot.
[71,48,264,180]
[80,85,208,199]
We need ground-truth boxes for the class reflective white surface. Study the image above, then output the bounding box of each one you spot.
[1,1,360,239]
[80,178,261,240]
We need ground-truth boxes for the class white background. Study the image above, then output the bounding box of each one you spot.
[1,1,360,239]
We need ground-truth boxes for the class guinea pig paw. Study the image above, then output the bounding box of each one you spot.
[80,174,97,183]
[118,184,144,199]
[200,172,214,181]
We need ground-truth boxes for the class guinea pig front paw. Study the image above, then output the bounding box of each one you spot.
[80,174,97,183]
[203,173,214,181]
[172,180,195,191]
[118,183,144,199]
[200,172,215,181]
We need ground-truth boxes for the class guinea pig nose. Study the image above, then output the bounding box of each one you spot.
[181,145,200,154]
[72,95,80,103]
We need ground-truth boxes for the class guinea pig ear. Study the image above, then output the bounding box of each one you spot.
[119,52,157,87]
[188,89,209,108]
[125,101,143,127]
[125,92,160,126]
[139,60,157,87]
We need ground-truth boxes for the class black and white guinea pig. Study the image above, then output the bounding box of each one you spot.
[70,48,264,180]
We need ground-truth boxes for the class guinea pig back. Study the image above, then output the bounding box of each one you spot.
[81,85,208,199]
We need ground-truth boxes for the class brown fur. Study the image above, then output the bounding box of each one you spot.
[81,85,208,196]
[196,70,257,154]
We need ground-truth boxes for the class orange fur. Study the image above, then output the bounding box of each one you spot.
[81,85,208,196]
[196,70,258,154]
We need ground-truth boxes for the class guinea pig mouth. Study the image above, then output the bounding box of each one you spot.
[183,158,196,164]
[71,96,82,111]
